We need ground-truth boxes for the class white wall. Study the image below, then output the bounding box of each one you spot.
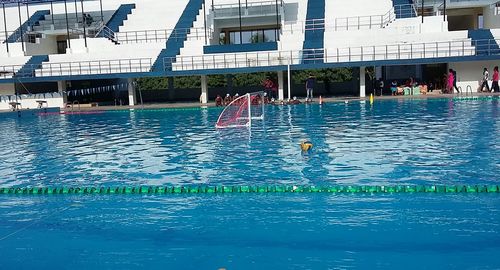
[325,18,459,49]
[25,35,58,55]
[0,83,15,95]
[279,0,308,51]
[119,0,190,32]
[0,92,64,111]
[327,0,392,19]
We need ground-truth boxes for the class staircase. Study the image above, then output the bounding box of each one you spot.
[5,10,50,43]
[301,0,325,64]
[392,0,416,19]
[151,0,204,72]
[14,55,49,78]
[97,4,135,40]
[468,29,500,56]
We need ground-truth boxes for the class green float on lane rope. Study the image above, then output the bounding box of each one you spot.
[0,185,498,195]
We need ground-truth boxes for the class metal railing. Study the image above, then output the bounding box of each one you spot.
[2,39,499,78]
[282,8,397,33]
[94,26,211,44]
[0,65,24,79]
[36,58,152,76]
[0,58,152,78]
[163,38,490,71]
[493,0,500,15]
[394,4,418,18]
[211,0,283,18]
[416,0,491,8]
[329,10,395,31]
[32,16,105,32]
[112,27,211,44]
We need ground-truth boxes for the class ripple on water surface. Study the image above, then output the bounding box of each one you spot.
[0,98,498,187]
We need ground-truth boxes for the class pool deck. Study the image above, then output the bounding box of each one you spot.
[1,92,500,114]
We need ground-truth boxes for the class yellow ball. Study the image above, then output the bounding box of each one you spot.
[301,141,313,152]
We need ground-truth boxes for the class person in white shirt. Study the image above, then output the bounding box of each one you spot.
[480,68,490,92]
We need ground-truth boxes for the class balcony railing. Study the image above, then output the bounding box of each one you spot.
[163,38,490,71]
[94,26,211,45]
[1,39,499,78]
[211,0,283,18]
[111,27,211,44]
[32,16,105,32]
[0,58,152,78]
[282,8,397,33]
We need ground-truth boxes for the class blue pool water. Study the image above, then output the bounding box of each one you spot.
[0,98,499,269]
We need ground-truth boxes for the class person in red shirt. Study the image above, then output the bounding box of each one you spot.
[262,77,278,98]
[493,66,499,93]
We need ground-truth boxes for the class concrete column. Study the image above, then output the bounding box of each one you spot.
[128,78,136,106]
[278,71,284,100]
[201,75,208,104]
[360,66,366,98]
[57,80,67,105]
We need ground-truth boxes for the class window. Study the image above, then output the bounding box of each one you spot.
[264,29,276,42]
[229,32,240,44]
[242,31,252,44]
[226,28,278,45]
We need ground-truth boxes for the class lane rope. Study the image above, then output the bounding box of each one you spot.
[0,185,498,195]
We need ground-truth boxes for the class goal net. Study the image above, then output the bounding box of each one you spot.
[215,92,265,129]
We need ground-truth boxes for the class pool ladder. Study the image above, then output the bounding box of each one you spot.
[67,100,81,112]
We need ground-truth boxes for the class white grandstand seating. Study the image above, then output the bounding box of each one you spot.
[31,0,190,75]
[0,0,495,78]
[0,55,32,78]
[177,2,209,57]
[34,39,163,76]
[327,0,393,18]
[118,0,189,32]
[1,0,191,76]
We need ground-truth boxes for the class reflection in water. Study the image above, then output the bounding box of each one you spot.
[0,99,498,187]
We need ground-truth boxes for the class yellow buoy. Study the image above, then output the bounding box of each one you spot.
[300,141,313,152]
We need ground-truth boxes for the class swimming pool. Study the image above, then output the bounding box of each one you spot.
[0,98,499,269]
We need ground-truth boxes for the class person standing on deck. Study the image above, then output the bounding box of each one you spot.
[452,69,459,93]
[480,68,490,92]
[493,66,499,93]
[447,70,455,94]
[305,75,316,102]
